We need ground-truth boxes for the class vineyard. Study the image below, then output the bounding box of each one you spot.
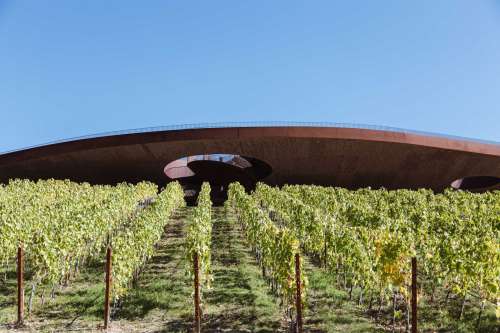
[0,179,498,332]
[249,183,499,332]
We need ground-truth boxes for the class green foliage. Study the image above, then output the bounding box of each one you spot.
[227,182,305,313]
[185,182,213,294]
[0,178,185,302]
[264,183,499,308]
[111,181,185,299]
[0,179,158,286]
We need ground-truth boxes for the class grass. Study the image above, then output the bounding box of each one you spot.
[0,255,107,331]
[0,206,498,332]
[110,207,194,332]
[302,260,498,333]
[303,263,384,333]
[202,207,285,332]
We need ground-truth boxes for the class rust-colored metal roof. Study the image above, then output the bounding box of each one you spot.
[0,123,499,191]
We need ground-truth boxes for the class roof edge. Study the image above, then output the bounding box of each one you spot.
[2,121,499,157]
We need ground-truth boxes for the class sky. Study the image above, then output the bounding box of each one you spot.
[1,1,499,152]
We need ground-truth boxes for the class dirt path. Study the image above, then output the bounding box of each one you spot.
[202,207,286,333]
[112,207,193,333]
[1,206,387,333]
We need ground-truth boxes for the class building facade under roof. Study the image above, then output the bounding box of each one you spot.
[0,122,499,202]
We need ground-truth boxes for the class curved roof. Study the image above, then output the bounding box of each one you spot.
[2,122,499,156]
[0,122,499,191]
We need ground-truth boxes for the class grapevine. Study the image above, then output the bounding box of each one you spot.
[226,182,306,315]
[110,181,185,299]
[185,182,213,296]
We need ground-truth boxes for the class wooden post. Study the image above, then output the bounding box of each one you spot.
[104,246,112,330]
[17,245,24,326]
[193,252,201,333]
[323,237,328,269]
[295,253,303,333]
[411,257,417,333]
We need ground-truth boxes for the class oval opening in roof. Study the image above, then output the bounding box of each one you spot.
[451,176,500,191]
[164,153,272,205]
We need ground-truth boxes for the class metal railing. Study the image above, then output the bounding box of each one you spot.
[1,121,498,155]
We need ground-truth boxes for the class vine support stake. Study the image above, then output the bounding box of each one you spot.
[411,256,417,333]
[17,245,24,326]
[193,252,201,333]
[104,246,112,330]
[295,253,303,333]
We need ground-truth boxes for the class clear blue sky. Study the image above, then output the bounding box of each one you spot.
[1,1,499,152]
